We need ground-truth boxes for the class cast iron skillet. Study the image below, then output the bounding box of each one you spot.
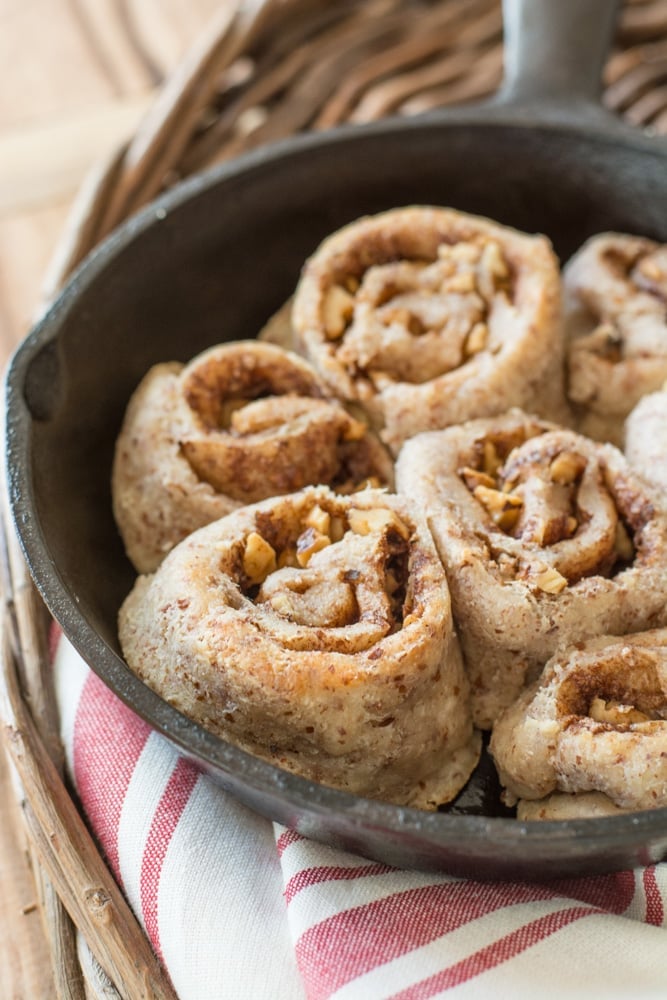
[7,0,667,880]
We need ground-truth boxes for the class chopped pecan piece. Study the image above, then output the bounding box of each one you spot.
[549,451,587,485]
[473,485,523,531]
[464,321,488,357]
[243,532,277,583]
[460,466,496,491]
[589,696,650,725]
[304,504,331,536]
[532,565,568,594]
[296,527,331,566]
[323,285,355,339]
[348,507,410,539]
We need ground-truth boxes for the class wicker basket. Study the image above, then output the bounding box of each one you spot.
[4,1,667,995]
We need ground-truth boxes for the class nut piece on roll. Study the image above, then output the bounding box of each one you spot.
[112,341,392,573]
[565,232,667,446]
[291,205,566,454]
[118,486,481,810]
[396,409,667,729]
[490,630,667,818]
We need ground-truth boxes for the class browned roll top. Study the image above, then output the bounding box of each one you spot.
[565,232,667,445]
[293,206,566,452]
[178,342,388,500]
[490,630,667,817]
[112,341,392,572]
[457,421,653,589]
[396,409,667,728]
[118,487,480,808]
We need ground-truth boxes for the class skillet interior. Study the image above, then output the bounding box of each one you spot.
[8,113,667,879]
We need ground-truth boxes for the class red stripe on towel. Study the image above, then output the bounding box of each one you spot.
[139,758,200,958]
[285,863,395,904]
[643,867,664,926]
[295,880,566,1000]
[549,871,635,915]
[277,828,307,856]
[388,906,599,999]
[73,671,151,882]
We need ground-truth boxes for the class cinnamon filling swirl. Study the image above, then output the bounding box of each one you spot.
[458,427,643,589]
[293,206,566,452]
[565,232,667,445]
[328,239,511,385]
[396,409,667,728]
[233,493,412,651]
[112,341,391,572]
[490,630,667,817]
[118,487,480,809]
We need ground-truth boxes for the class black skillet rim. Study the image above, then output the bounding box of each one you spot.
[6,107,667,870]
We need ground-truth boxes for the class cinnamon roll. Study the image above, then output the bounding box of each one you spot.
[292,206,566,453]
[625,390,667,501]
[565,232,667,445]
[490,630,667,817]
[112,341,392,573]
[119,487,481,808]
[396,410,667,728]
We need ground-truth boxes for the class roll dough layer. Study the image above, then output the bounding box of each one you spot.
[119,486,480,810]
[490,631,667,817]
[396,409,667,728]
[565,232,667,446]
[113,341,392,572]
[292,205,567,453]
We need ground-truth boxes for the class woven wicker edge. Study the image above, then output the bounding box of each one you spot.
[38,0,667,309]
[0,454,178,998]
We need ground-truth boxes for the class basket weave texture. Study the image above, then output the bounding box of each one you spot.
[4,0,667,996]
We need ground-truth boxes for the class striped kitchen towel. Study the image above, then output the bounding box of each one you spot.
[54,634,667,1000]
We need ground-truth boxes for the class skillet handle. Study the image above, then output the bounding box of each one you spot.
[499,0,620,112]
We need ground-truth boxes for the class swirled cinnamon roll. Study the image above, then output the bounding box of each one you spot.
[112,341,392,573]
[291,206,566,453]
[625,390,667,501]
[490,630,667,817]
[396,410,667,729]
[565,232,667,445]
[119,487,481,809]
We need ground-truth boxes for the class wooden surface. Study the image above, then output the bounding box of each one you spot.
[0,2,221,995]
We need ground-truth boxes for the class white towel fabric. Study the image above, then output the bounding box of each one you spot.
[54,634,667,1000]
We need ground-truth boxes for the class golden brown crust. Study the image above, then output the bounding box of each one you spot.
[112,341,393,572]
[292,206,567,453]
[490,631,667,815]
[118,486,480,809]
[396,409,667,728]
[565,232,667,445]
